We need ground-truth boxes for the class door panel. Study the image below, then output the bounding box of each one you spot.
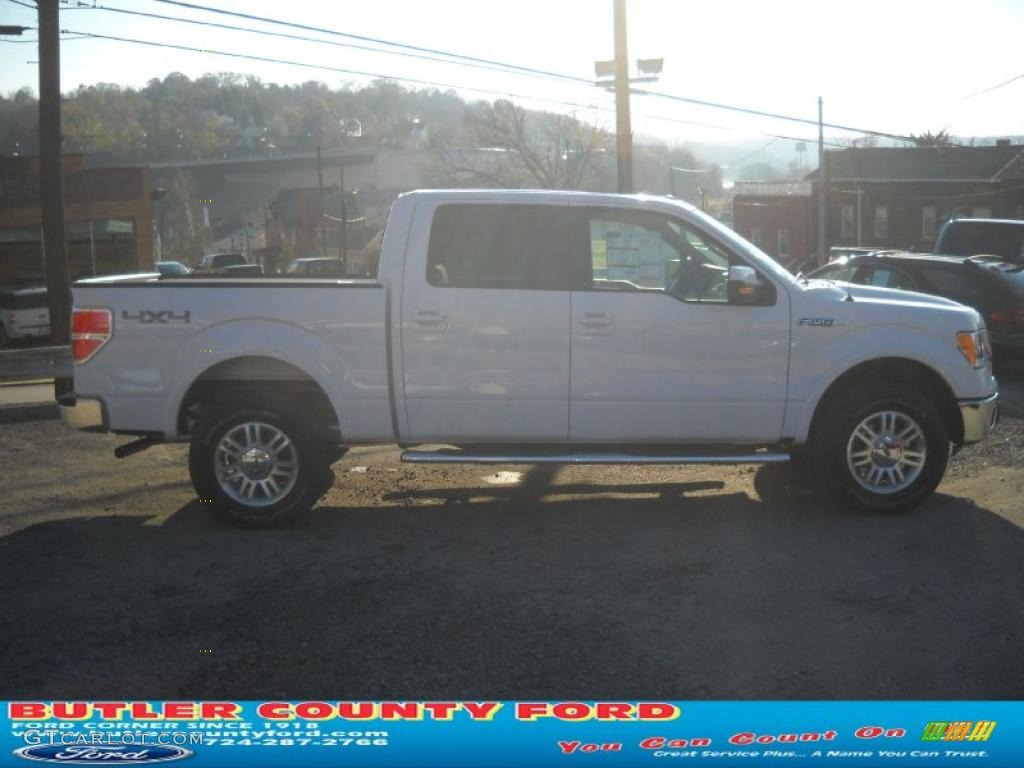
[570,208,790,443]
[400,202,576,442]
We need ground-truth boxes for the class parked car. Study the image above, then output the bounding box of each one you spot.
[0,285,50,344]
[807,251,1024,359]
[286,257,349,276]
[193,253,247,273]
[935,218,1024,264]
[61,190,998,527]
[155,261,191,277]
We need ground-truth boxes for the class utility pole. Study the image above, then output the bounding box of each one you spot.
[816,96,827,266]
[38,0,72,398]
[316,145,326,256]
[338,160,348,272]
[596,2,660,195]
[612,0,633,193]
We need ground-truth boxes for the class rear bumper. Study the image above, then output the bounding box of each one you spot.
[59,393,107,432]
[959,392,999,445]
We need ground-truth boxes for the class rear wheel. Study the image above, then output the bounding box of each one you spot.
[820,382,949,513]
[189,396,329,528]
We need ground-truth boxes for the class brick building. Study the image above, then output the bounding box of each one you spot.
[0,155,153,284]
[731,181,814,270]
[732,143,1024,269]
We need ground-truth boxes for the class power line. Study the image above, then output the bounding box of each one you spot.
[634,87,915,142]
[59,27,839,151]
[144,0,911,142]
[955,72,1024,102]
[148,0,591,85]
[64,1,579,85]
[59,28,611,112]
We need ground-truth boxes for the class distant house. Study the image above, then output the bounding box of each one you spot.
[733,143,1024,267]
[0,154,153,283]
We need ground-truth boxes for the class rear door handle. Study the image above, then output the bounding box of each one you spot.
[411,310,448,333]
[577,312,612,333]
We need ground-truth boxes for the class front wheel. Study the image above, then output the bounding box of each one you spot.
[189,396,329,528]
[820,382,949,514]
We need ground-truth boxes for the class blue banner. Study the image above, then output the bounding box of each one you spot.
[1,701,1020,767]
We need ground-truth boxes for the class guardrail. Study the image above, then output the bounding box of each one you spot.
[0,346,71,383]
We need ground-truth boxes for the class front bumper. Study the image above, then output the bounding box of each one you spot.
[959,392,999,445]
[59,393,107,432]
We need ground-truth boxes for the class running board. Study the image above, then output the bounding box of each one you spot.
[401,450,790,465]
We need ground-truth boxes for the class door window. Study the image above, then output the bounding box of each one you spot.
[587,210,733,303]
[861,265,918,291]
[426,204,577,290]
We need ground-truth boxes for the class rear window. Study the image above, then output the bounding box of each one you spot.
[937,221,1024,261]
[0,289,48,310]
[426,204,578,290]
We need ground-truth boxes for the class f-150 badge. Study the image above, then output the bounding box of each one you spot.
[797,317,839,327]
[121,309,191,324]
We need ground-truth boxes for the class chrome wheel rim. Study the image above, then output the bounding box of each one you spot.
[846,410,926,495]
[214,421,298,507]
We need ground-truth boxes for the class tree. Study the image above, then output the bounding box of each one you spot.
[910,129,958,148]
[425,100,610,190]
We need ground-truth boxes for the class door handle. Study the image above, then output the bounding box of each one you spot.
[577,312,612,333]
[412,310,448,333]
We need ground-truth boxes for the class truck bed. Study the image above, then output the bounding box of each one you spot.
[70,274,393,441]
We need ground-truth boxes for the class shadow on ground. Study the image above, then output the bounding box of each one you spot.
[1,461,1021,701]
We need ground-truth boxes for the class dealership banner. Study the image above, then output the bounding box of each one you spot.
[1,701,1021,767]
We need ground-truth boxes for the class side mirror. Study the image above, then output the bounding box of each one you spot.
[728,265,765,305]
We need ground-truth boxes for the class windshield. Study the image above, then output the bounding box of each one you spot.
[937,221,1024,261]
[671,200,800,286]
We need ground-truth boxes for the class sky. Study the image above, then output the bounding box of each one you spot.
[1,0,1022,148]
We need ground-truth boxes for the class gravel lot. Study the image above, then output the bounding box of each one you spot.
[1,368,1022,700]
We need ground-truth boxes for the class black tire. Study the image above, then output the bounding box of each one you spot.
[189,395,329,529]
[818,382,949,514]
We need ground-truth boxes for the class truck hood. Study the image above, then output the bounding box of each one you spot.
[803,279,965,309]
[799,279,983,329]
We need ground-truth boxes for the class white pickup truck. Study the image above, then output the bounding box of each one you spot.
[62,190,999,527]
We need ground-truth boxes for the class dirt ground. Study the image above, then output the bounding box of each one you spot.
[1,369,1022,700]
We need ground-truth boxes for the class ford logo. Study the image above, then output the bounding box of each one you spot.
[13,745,192,764]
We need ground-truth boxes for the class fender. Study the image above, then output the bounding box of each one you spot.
[785,322,971,444]
[164,319,364,440]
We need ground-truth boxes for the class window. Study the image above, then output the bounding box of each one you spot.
[921,206,937,241]
[919,267,989,306]
[839,205,855,239]
[777,228,791,259]
[811,261,858,282]
[874,206,888,239]
[862,265,918,291]
[587,209,733,303]
[426,204,577,290]
[750,226,763,247]
[973,206,992,219]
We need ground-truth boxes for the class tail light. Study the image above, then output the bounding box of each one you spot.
[71,307,112,363]
[1016,308,1024,326]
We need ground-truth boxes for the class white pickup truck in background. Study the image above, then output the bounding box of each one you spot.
[61,190,999,527]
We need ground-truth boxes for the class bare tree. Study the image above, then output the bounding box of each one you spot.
[425,100,611,190]
[910,129,959,148]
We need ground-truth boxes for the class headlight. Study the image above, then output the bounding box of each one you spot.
[956,329,991,368]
